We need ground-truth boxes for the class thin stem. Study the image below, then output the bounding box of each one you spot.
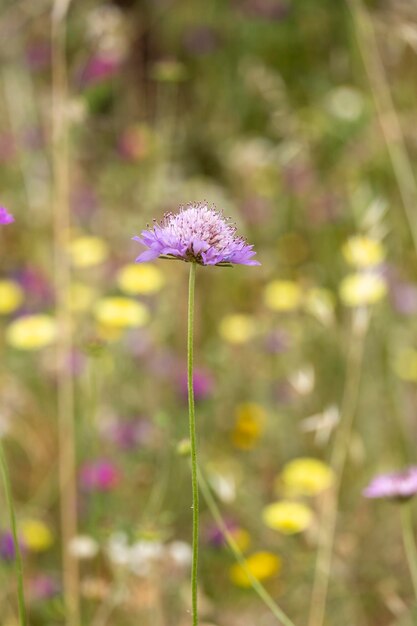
[308,310,369,626]
[198,469,297,626]
[400,502,417,604]
[187,261,199,626]
[0,440,27,626]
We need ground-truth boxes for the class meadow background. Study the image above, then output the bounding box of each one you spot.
[1,0,417,625]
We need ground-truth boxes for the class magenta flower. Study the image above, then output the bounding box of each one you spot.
[80,459,121,492]
[363,467,417,500]
[0,207,14,225]
[133,203,260,266]
[177,367,214,401]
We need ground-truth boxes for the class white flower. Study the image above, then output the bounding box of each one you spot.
[128,540,164,576]
[68,535,99,559]
[106,532,130,566]
[167,541,192,568]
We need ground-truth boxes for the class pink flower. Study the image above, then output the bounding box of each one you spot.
[80,459,121,492]
[0,207,14,225]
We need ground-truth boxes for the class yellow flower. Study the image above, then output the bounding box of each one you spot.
[280,458,335,496]
[229,551,281,587]
[0,280,24,315]
[20,519,53,552]
[393,348,417,382]
[219,314,255,345]
[262,501,313,534]
[117,263,165,295]
[264,280,302,312]
[94,297,149,328]
[70,236,108,268]
[6,315,57,350]
[339,272,387,307]
[231,403,266,450]
[304,287,335,325]
[70,282,97,313]
[342,235,385,268]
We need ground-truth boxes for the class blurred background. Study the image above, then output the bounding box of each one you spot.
[1,0,417,624]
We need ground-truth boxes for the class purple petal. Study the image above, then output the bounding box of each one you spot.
[136,249,161,262]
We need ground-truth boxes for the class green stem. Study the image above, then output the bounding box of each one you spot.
[187,261,199,626]
[198,469,296,626]
[0,440,27,626]
[401,502,417,603]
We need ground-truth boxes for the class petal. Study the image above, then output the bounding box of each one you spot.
[135,249,161,263]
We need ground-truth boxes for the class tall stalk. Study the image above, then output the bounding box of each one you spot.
[187,261,199,626]
[51,1,79,624]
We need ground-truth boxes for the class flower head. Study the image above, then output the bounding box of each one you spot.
[262,500,314,534]
[0,207,14,225]
[134,203,260,266]
[229,551,281,587]
[80,459,121,492]
[363,467,417,501]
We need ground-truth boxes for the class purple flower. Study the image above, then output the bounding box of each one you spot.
[0,531,16,562]
[133,203,260,266]
[29,574,60,600]
[363,467,417,501]
[80,54,120,87]
[102,418,153,451]
[80,459,121,492]
[206,519,239,548]
[0,207,14,225]
[177,367,214,401]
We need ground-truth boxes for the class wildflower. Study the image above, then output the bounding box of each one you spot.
[129,540,164,576]
[325,86,364,122]
[80,53,120,87]
[342,235,385,268]
[363,467,417,500]
[0,207,14,224]
[177,367,214,401]
[339,272,387,307]
[101,417,152,451]
[117,263,165,295]
[229,551,281,587]
[0,280,24,315]
[20,519,53,552]
[80,459,121,492]
[28,575,60,601]
[280,458,335,496]
[167,541,192,568]
[0,531,17,562]
[68,535,99,560]
[262,501,314,534]
[6,314,57,350]
[219,314,256,344]
[94,297,149,328]
[231,402,266,450]
[289,365,315,395]
[69,236,108,268]
[264,280,302,312]
[206,521,251,552]
[133,202,260,266]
